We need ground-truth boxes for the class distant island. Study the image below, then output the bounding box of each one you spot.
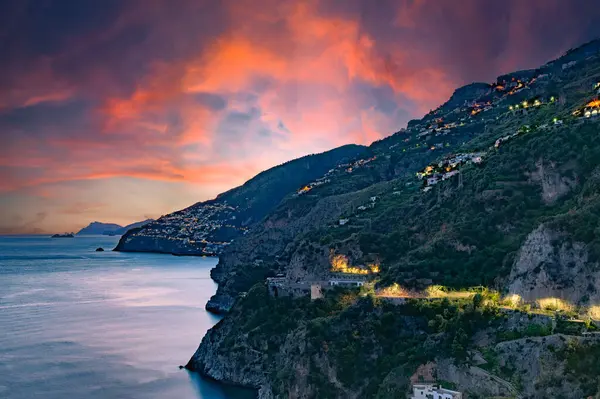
[76,219,154,236]
[51,233,75,238]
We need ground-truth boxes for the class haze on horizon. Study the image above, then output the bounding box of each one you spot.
[2,0,600,234]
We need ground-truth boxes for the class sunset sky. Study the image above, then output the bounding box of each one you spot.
[2,0,600,234]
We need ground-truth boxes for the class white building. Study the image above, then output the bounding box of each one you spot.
[310,284,323,300]
[328,274,368,288]
[410,384,462,399]
[442,170,459,180]
[426,176,439,186]
[339,218,350,226]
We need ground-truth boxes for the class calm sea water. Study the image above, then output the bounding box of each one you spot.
[0,235,255,399]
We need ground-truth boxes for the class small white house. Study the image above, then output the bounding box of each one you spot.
[339,218,350,226]
[410,384,462,399]
[310,284,323,300]
[426,176,439,186]
[442,170,459,180]
[328,279,365,287]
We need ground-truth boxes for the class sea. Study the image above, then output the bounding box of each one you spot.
[0,235,255,399]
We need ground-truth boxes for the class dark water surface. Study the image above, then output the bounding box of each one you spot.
[0,235,254,399]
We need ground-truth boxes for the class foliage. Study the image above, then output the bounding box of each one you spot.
[561,341,600,397]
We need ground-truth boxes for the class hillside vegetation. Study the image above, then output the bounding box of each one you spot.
[206,39,600,315]
[186,39,600,398]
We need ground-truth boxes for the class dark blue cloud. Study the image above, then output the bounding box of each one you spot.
[193,92,228,111]
[0,99,92,138]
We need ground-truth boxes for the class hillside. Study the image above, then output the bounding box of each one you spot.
[203,38,600,314]
[186,39,600,398]
[114,145,367,255]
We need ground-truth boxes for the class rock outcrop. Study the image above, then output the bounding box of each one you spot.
[508,224,600,306]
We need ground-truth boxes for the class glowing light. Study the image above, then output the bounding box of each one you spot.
[509,105,514,111]
[378,283,412,297]
[522,101,528,108]
[536,297,574,312]
[368,263,380,273]
[502,294,522,308]
[589,305,600,320]
[425,285,474,299]
[329,251,373,275]
[586,99,600,108]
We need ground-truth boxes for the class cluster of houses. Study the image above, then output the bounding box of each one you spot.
[296,176,331,195]
[295,156,377,196]
[127,201,243,254]
[344,156,377,173]
[508,95,557,113]
[417,120,465,139]
[573,98,600,119]
[416,152,485,191]
[468,101,493,116]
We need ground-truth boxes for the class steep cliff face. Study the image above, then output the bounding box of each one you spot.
[527,159,577,205]
[493,334,598,398]
[508,224,600,306]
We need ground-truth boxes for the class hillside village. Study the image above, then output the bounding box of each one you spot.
[120,201,245,255]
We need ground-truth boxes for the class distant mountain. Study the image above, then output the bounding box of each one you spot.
[114,144,368,255]
[77,222,123,235]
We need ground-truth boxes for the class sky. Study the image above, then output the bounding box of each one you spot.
[2,0,600,234]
